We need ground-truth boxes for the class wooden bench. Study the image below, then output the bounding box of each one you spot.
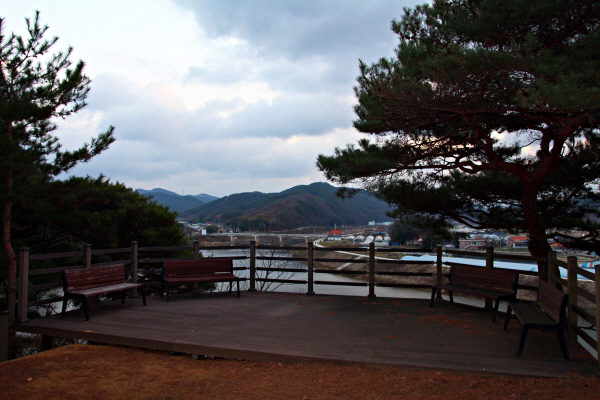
[430,264,518,322]
[161,259,241,302]
[503,280,569,360]
[61,264,146,321]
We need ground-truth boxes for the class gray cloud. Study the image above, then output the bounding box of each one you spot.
[173,0,409,62]
[40,0,423,196]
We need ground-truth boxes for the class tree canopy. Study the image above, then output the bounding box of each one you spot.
[0,13,115,319]
[11,176,186,254]
[317,0,600,278]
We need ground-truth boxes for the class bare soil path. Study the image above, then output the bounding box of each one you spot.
[1,344,599,400]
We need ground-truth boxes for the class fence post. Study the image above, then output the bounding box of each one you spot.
[549,250,560,285]
[566,256,578,344]
[83,244,91,268]
[249,240,257,292]
[127,241,139,298]
[307,241,315,295]
[596,265,600,375]
[484,246,494,310]
[131,241,138,284]
[368,242,376,298]
[16,247,30,323]
[435,245,443,299]
[0,310,8,361]
[193,240,200,260]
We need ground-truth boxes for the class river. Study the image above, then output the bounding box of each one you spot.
[201,248,430,299]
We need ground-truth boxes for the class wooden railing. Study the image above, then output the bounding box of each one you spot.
[14,241,599,371]
[550,256,599,371]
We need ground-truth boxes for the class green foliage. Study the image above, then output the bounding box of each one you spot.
[0,12,115,317]
[317,0,600,276]
[205,225,218,234]
[389,221,424,246]
[13,176,186,254]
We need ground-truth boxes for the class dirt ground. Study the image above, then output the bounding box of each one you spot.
[0,344,599,400]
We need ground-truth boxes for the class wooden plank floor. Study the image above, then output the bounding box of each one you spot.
[14,291,597,378]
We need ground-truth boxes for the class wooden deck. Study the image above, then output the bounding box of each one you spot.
[14,291,597,378]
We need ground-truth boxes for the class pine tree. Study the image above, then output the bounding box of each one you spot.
[0,12,115,320]
[317,0,600,279]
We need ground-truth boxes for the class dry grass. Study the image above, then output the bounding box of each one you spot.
[1,344,599,400]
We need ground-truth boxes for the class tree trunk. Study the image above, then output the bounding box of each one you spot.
[2,184,16,322]
[522,186,551,281]
[2,122,16,322]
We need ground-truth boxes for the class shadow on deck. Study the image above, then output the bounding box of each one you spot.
[14,291,597,378]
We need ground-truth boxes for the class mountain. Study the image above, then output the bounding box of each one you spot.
[136,188,207,213]
[137,188,180,197]
[194,193,219,203]
[178,182,394,228]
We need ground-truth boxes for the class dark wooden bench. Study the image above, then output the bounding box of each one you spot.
[503,280,569,360]
[62,264,146,321]
[161,259,241,302]
[430,264,518,322]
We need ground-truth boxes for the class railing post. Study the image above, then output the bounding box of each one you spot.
[249,240,257,292]
[16,247,30,323]
[435,245,443,299]
[131,241,138,284]
[549,250,559,285]
[0,310,9,361]
[83,244,91,268]
[368,242,376,298]
[128,241,139,298]
[484,246,494,310]
[193,240,200,260]
[596,265,600,375]
[307,242,315,295]
[566,256,578,344]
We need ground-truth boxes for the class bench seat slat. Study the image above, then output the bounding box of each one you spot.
[69,282,142,297]
[509,302,556,326]
[433,283,514,299]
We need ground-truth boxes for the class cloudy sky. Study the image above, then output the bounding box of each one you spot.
[3,0,421,197]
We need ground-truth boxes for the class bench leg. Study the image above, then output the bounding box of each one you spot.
[492,299,500,323]
[448,291,454,305]
[557,328,570,361]
[121,290,128,304]
[517,326,529,357]
[61,297,68,318]
[236,280,240,297]
[160,281,164,298]
[81,296,90,321]
[503,305,513,330]
[229,281,233,295]
[165,283,170,302]
[429,286,437,307]
[140,285,147,306]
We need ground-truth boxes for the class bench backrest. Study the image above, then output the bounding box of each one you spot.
[536,280,568,324]
[63,264,128,292]
[449,265,517,293]
[162,259,234,278]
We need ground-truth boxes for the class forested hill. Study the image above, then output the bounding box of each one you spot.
[136,188,218,213]
[178,182,393,229]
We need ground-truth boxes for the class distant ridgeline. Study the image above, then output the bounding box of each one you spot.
[135,188,218,213]
[140,183,393,230]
